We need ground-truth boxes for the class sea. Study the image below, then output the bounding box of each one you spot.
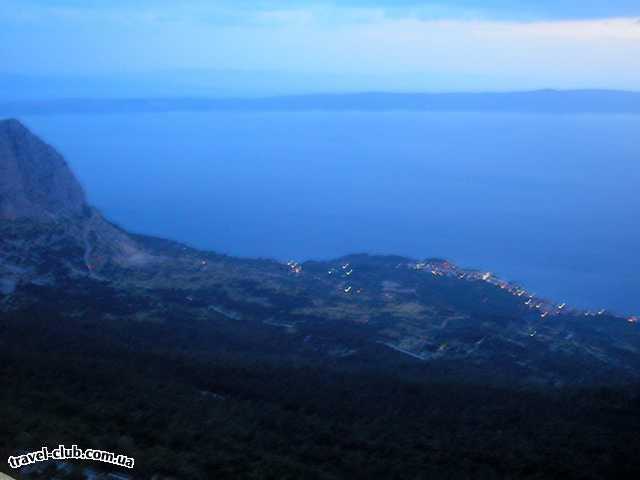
[21,111,640,314]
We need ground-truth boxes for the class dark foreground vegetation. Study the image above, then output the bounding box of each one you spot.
[2,294,640,480]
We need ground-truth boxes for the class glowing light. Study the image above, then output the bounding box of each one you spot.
[287,260,302,274]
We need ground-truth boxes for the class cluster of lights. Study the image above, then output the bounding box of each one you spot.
[407,260,637,324]
[287,258,639,326]
[286,260,303,274]
[326,263,360,294]
[410,261,558,314]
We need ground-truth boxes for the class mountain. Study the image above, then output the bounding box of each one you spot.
[2,90,640,116]
[1,118,638,387]
[0,119,86,220]
[0,119,154,295]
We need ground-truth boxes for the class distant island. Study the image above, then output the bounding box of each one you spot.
[2,90,640,116]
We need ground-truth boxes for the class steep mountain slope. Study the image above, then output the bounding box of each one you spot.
[1,118,638,387]
[0,119,155,293]
[0,119,86,220]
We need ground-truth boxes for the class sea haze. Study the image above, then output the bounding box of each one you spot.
[21,111,640,315]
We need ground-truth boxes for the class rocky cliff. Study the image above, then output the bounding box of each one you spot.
[0,119,87,220]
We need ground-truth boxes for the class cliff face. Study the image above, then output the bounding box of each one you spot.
[0,118,87,220]
[0,118,154,282]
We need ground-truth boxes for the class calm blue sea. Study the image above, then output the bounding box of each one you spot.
[21,112,640,314]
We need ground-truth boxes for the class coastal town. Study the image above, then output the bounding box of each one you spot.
[284,256,638,325]
[407,259,638,324]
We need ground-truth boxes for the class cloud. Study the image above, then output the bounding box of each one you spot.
[1,1,640,91]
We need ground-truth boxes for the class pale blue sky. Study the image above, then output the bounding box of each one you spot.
[7,1,640,20]
[2,0,640,95]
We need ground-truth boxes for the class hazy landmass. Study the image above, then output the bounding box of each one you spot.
[2,90,640,116]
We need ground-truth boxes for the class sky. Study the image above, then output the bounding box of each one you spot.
[1,0,640,95]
